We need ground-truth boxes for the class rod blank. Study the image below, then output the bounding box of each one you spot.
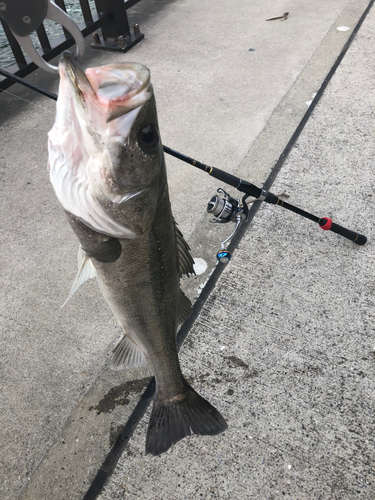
[164,146,367,246]
[0,71,366,246]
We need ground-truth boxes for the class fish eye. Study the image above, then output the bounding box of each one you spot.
[138,124,159,154]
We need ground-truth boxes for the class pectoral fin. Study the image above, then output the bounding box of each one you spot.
[62,246,97,307]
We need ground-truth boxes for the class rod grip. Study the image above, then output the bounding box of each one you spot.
[210,168,262,198]
[319,218,367,245]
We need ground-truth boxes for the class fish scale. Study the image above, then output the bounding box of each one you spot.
[48,52,227,455]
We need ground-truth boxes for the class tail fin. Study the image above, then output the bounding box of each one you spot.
[145,382,227,456]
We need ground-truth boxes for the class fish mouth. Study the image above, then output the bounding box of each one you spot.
[59,51,96,103]
[59,52,152,122]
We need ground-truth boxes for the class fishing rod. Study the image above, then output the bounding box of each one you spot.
[0,67,58,100]
[1,71,367,256]
[163,145,367,262]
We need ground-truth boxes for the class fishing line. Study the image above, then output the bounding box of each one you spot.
[0,87,51,112]
[2,64,365,246]
[0,67,58,101]
[0,67,369,247]
[1,0,372,492]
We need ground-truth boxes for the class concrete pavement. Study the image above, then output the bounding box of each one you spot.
[98,4,375,498]
[0,0,374,498]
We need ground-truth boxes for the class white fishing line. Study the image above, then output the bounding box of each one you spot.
[0,88,50,112]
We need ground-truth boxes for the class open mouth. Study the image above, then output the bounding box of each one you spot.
[86,64,150,102]
[59,53,152,121]
[85,63,151,121]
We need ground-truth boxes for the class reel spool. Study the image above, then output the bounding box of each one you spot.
[207,188,249,264]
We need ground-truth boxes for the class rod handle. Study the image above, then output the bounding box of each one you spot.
[319,218,367,245]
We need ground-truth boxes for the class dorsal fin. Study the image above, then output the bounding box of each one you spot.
[174,220,195,276]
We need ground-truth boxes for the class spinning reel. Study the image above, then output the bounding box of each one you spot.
[207,188,250,263]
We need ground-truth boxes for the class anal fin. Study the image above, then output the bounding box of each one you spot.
[111,335,147,369]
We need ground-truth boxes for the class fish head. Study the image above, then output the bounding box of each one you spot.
[48,52,167,238]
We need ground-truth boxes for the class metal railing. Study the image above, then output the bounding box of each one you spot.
[0,0,143,92]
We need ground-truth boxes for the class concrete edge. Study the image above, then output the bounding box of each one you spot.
[234,0,373,184]
[176,0,373,303]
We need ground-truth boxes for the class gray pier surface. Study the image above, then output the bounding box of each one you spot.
[0,0,374,499]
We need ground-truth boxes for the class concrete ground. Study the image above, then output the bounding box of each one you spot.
[97,6,375,498]
[0,0,374,498]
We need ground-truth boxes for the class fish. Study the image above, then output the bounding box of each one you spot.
[47,52,227,455]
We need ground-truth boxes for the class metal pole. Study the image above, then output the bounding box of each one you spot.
[91,0,144,53]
